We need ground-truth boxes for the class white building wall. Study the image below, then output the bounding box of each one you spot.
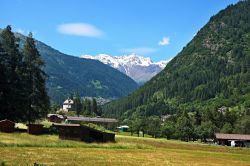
[63,104,72,111]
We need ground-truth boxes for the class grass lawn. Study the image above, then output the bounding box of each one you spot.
[0,132,250,166]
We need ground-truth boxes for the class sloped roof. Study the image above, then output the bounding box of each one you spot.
[63,99,74,104]
[0,119,15,124]
[66,116,118,123]
[117,125,129,129]
[47,114,64,119]
[215,133,250,140]
[54,123,80,127]
[53,123,115,135]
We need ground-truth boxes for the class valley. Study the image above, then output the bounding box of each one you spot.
[0,0,250,165]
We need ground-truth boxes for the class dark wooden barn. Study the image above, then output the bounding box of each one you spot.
[0,119,15,133]
[27,124,44,135]
[54,124,115,143]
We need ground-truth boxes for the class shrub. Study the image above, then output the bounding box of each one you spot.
[0,162,6,166]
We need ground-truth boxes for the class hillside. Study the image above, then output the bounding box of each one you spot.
[81,54,168,84]
[103,1,250,119]
[14,34,138,103]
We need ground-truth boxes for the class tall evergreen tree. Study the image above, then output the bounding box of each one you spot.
[86,99,92,116]
[176,111,194,141]
[22,32,49,123]
[147,116,161,138]
[0,25,25,121]
[92,98,98,115]
[74,93,82,116]
[0,42,10,119]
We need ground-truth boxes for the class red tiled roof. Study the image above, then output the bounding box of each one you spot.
[215,133,250,140]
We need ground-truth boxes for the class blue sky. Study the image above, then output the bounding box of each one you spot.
[1,0,239,62]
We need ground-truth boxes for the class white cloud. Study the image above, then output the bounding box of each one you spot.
[158,36,170,46]
[57,23,103,38]
[121,47,157,55]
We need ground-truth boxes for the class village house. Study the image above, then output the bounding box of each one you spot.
[215,133,250,147]
[62,98,74,112]
[217,106,228,114]
[161,114,172,122]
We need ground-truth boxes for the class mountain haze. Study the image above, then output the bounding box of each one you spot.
[103,1,250,119]
[81,54,168,84]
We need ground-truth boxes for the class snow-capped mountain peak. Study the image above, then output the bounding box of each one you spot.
[80,53,169,84]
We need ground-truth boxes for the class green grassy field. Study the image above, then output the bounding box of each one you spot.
[0,132,250,166]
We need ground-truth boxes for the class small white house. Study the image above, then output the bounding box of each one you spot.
[63,98,74,112]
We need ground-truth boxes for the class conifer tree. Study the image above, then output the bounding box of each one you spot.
[92,98,98,115]
[74,93,82,116]
[22,32,49,123]
[0,42,10,119]
[86,99,92,116]
[176,111,194,141]
[0,25,25,121]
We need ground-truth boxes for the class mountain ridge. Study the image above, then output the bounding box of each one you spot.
[81,53,169,83]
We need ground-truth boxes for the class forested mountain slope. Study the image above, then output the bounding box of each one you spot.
[103,0,250,119]
[14,34,139,103]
